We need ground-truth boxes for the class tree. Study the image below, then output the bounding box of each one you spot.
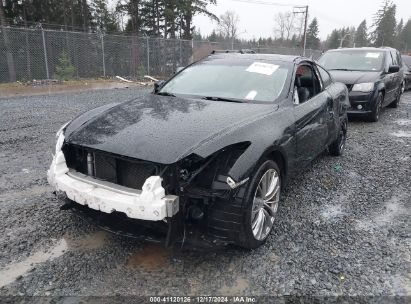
[371,0,397,47]
[91,0,119,33]
[395,18,404,49]
[398,18,411,51]
[54,51,75,81]
[140,0,164,36]
[305,18,320,49]
[177,0,218,40]
[355,20,369,47]
[117,0,142,34]
[217,10,240,42]
[273,12,296,41]
[0,1,16,82]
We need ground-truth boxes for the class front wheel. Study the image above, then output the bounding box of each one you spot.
[389,85,403,108]
[237,160,281,249]
[329,118,347,156]
[368,92,383,122]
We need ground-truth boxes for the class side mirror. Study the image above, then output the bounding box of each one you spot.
[175,67,184,74]
[388,65,400,73]
[154,80,165,93]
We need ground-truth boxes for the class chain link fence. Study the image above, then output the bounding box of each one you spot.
[0,26,322,83]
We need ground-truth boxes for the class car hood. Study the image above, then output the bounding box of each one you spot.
[65,94,278,164]
[329,70,381,84]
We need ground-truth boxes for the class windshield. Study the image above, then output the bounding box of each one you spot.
[159,59,291,103]
[318,50,385,72]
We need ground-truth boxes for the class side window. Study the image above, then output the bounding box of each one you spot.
[385,52,394,71]
[397,52,402,66]
[390,51,398,65]
[294,64,322,105]
[317,65,332,88]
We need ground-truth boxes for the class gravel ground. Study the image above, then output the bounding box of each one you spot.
[0,88,410,297]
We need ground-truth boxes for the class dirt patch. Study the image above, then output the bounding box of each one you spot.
[218,276,250,295]
[0,80,146,99]
[0,185,50,201]
[126,245,171,270]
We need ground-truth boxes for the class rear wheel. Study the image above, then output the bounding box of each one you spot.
[237,160,281,249]
[368,92,383,122]
[329,119,347,156]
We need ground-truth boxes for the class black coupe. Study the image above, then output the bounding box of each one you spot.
[48,52,349,249]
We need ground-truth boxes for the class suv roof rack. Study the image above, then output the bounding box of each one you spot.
[211,49,256,54]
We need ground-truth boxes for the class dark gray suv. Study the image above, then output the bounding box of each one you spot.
[318,47,404,122]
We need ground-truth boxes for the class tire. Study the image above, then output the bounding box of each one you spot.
[368,92,383,122]
[236,160,281,249]
[388,85,402,108]
[329,118,347,156]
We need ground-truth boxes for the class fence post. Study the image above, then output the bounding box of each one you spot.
[179,39,182,65]
[41,26,50,79]
[101,33,106,77]
[146,35,150,75]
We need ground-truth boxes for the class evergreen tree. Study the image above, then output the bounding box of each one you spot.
[394,18,403,49]
[326,29,341,49]
[355,20,369,47]
[398,19,411,51]
[91,0,119,33]
[140,0,164,37]
[305,18,320,49]
[176,1,217,40]
[371,0,397,47]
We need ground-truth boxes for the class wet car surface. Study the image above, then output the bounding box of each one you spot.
[47,54,349,249]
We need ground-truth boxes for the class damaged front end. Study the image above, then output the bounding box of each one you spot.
[48,124,252,247]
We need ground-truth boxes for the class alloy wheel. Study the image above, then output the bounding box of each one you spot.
[251,169,280,241]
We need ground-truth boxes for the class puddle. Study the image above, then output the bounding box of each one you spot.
[126,245,171,270]
[64,231,108,250]
[0,239,67,288]
[0,230,109,288]
[218,277,250,295]
[390,131,411,138]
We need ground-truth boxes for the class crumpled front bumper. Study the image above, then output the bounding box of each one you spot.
[47,151,179,221]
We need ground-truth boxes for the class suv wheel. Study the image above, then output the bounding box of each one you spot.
[237,160,281,249]
[389,85,403,108]
[368,92,383,122]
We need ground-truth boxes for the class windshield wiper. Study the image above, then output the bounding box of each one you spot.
[328,68,351,71]
[156,91,176,97]
[201,96,243,103]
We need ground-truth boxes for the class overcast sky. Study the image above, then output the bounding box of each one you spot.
[193,0,411,40]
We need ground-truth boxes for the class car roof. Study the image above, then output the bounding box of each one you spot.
[325,47,394,53]
[207,52,306,63]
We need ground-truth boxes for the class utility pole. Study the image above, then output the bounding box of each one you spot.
[293,5,309,57]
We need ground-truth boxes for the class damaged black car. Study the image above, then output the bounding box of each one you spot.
[48,52,349,249]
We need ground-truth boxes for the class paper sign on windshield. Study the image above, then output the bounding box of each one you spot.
[365,53,381,58]
[246,62,279,76]
[245,90,258,100]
